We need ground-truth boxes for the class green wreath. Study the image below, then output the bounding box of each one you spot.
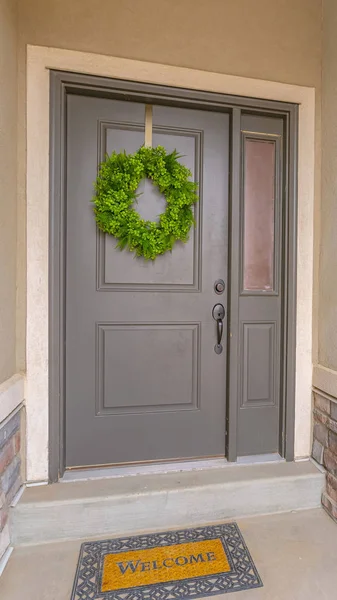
[93,145,198,260]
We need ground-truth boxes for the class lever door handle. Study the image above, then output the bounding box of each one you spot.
[212,304,225,355]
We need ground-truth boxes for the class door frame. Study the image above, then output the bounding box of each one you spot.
[48,70,298,481]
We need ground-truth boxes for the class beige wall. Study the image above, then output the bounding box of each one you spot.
[0,0,17,385]
[16,0,322,373]
[17,0,322,85]
[319,1,337,374]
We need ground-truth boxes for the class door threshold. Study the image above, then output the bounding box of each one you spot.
[60,453,284,483]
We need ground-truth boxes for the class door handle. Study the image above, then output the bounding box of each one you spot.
[212,303,225,355]
[216,317,223,347]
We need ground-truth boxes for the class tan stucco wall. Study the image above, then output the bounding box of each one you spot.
[18,0,322,85]
[319,1,337,373]
[16,0,322,373]
[0,0,17,385]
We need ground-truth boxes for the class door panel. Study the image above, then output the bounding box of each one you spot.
[241,322,276,407]
[237,114,284,456]
[97,323,200,413]
[100,126,199,288]
[65,96,229,467]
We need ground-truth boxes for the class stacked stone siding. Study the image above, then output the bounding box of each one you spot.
[312,390,337,521]
[0,410,22,560]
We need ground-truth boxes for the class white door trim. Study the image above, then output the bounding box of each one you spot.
[26,44,315,481]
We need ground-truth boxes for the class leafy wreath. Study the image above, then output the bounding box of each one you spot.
[93,145,198,260]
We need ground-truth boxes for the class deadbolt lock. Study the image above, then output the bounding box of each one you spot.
[214,279,225,295]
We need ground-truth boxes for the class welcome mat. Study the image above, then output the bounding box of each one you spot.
[71,523,263,600]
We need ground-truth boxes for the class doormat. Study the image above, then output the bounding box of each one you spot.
[71,523,263,599]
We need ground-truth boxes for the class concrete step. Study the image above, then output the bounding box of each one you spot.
[11,460,324,546]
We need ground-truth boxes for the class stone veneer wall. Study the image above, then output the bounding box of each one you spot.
[312,390,337,521]
[0,410,23,561]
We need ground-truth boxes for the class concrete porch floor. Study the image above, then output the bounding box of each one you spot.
[1,508,336,600]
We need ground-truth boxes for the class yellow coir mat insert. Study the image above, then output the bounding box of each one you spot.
[102,538,230,591]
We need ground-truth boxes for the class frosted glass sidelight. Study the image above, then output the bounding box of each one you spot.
[243,139,275,291]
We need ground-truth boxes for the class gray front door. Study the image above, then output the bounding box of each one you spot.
[65,96,229,467]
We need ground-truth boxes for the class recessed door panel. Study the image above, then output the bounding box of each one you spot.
[96,323,200,414]
[99,127,200,289]
[241,322,276,407]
